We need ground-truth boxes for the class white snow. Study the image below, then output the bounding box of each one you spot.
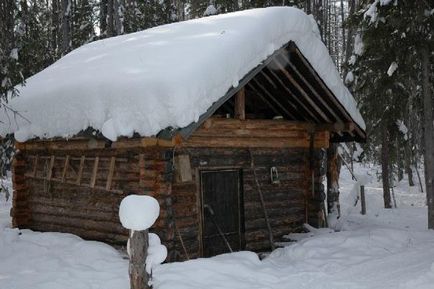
[380,0,394,5]
[0,180,128,289]
[387,61,398,76]
[397,120,408,140]
[364,0,379,24]
[146,233,168,274]
[203,4,218,16]
[354,34,364,56]
[345,71,354,84]
[1,163,433,289]
[9,48,19,60]
[119,195,160,231]
[0,7,365,142]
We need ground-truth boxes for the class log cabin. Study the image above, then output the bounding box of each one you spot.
[2,7,366,261]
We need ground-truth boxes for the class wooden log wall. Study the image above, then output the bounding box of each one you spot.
[11,141,175,252]
[171,147,309,259]
[171,118,329,260]
[11,118,329,262]
[306,148,327,228]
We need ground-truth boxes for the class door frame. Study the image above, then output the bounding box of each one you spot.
[198,168,245,257]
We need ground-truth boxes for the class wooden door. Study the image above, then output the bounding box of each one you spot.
[201,170,243,257]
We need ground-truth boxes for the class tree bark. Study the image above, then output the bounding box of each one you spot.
[327,143,341,218]
[404,141,414,186]
[129,230,150,289]
[61,0,71,55]
[107,0,115,36]
[381,123,392,208]
[422,46,434,229]
[100,0,108,36]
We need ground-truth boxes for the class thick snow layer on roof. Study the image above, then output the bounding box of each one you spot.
[0,7,365,142]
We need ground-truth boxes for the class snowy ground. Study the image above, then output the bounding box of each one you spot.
[1,163,434,289]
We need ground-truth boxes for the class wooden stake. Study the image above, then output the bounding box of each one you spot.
[129,230,150,289]
[106,156,116,191]
[61,155,70,183]
[234,87,245,120]
[360,185,366,215]
[76,156,85,185]
[90,157,99,188]
[47,156,55,181]
[32,155,39,177]
[249,149,275,251]
[139,154,145,188]
[174,221,190,260]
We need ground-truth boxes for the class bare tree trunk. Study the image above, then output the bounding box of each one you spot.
[340,0,345,50]
[422,46,434,229]
[61,0,71,55]
[323,0,328,46]
[114,0,123,35]
[305,0,311,14]
[51,0,59,58]
[100,0,108,36]
[343,0,355,80]
[404,140,415,186]
[381,123,392,208]
[396,137,404,181]
[107,0,115,36]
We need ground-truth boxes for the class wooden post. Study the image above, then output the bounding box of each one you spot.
[360,185,366,215]
[234,87,245,120]
[129,230,150,289]
[76,156,85,185]
[47,155,55,181]
[90,157,99,188]
[106,156,116,190]
[327,143,341,218]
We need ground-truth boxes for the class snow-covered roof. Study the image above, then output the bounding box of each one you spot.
[0,7,365,142]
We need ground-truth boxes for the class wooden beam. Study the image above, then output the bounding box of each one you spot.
[264,67,320,122]
[32,155,38,177]
[289,42,366,140]
[47,156,55,181]
[257,70,305,120]
[289,42,351,120]
[284,54,343,122]
[90,157,99,188]
[139,154,145,188]
[271,57,331,122]
[250,78,297,119]
[105,156,116,191]
[61,155,70,183]
[234,87,246,120]
[76,156,85,185]
[246,84,282,117]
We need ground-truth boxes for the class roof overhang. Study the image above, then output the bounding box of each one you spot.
[160,41,366,143]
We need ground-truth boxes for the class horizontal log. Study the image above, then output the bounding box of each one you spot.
[29,223,128,245]
[193,128,308,139]
[31,212,127,235]
[30,203,119,222]
[183,136,327,149]
[174,217,199,228]
[244,215,303,231]
[200,118,315,131]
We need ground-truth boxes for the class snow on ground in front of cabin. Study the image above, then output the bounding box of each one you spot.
[0,178,129,289]
[1,162,434,289]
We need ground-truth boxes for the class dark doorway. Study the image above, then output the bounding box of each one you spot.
[201,169,244,257]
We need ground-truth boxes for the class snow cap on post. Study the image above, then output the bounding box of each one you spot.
[119,195,160,231]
